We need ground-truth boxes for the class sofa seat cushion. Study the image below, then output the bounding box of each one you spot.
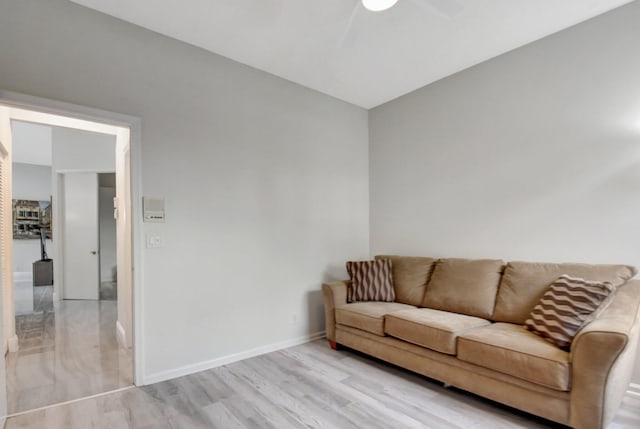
[457,323,571,391]
[385,308,491,355]
[335,302,417,336]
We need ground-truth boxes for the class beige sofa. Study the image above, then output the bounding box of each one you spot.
[322,256,640,429]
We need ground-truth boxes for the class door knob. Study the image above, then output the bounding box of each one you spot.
[91,251,98,255]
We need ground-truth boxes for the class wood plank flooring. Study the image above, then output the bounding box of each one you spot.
[6,339,640,428]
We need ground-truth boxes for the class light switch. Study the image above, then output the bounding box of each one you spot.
[146,233,163,249]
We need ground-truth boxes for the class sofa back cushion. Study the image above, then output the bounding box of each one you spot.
[492,261,637,324]
[375,255,437,306]
[422,258,505,319]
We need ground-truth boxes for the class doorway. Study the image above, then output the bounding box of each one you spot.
[0,105,136,415]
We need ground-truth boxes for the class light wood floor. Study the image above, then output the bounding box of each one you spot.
[5,285,132,414]
[6,339,640,428]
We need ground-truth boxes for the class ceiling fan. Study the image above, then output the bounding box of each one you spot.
[343,0,465,47]
[362,0,400,12]
[361,0,464,15]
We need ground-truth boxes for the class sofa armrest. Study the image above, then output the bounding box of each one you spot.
[322,280,349,341]
[569,280,640,429]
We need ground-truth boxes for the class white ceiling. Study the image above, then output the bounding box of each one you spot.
[69,0,634,108]
[11,121,52,166]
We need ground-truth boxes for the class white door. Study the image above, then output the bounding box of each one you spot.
[62,172,99,300]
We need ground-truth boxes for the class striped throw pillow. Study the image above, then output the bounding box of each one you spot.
[525,275,615,350]
[346,259,395,303]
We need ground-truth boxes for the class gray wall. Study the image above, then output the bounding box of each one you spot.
[369,2,640,382]
[0,0,369,382]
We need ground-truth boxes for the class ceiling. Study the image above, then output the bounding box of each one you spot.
[69,0,634,108]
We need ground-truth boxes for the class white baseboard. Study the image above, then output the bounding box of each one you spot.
[116,320,127,350]
[143,331,326,385]
[627,383,640,398]
[13,272,31,282]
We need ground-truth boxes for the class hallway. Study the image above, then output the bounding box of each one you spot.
[5,283,132,414]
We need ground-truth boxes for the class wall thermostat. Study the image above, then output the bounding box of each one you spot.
[143,197,165,222]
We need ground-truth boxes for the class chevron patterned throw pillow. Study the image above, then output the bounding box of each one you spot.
[525,274,615,350]
[346,259,395,303]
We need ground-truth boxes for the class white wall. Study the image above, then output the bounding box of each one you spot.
[52,127,116,172]
[11,163,51,201]
[99,185,116,282]
[11,162,53,274]
[11,121,52,166]
[0,0,369,381]
[369,2,640,381]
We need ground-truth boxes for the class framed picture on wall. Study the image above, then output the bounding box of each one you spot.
[12,199,52,240]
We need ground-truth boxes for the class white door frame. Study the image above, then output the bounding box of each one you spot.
[0,89,145,387]
[0,107,8,423]
[0,106,18,355]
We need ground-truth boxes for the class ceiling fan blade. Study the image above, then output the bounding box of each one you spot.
[411,0,464,19]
